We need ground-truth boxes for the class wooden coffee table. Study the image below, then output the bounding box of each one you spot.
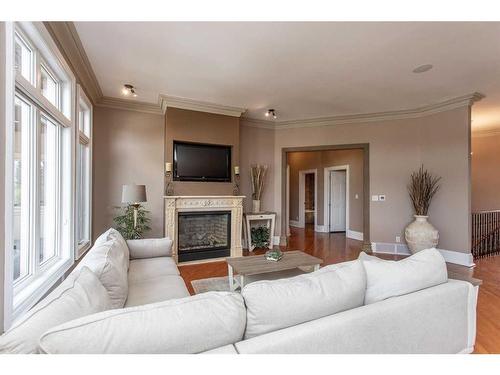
[226,250,323,291]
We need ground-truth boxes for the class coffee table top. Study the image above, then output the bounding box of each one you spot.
[226,250,323,276]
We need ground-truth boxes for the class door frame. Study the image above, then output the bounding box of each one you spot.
[324,165,349,233]
[281,143,369,247]
[298,169,318,228]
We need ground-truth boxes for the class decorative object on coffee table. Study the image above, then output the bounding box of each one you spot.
[250,164,268,212]
[165,162,174,196]
[226,250,322,291]
[233,166,240,196]
[115,185,151,239]
[265,249,284,262]
[405,165,441,253]
[244,212,276,251]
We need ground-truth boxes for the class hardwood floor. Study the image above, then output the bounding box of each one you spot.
[178,224,500,354]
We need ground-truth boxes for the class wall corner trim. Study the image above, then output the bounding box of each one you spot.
[242,92,485,130]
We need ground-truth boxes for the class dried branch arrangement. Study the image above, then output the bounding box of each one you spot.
[251,164,268,200]
[408,165,441,216]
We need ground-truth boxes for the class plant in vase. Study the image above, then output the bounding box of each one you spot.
[250,164,268,213]
[405,165,441,253]
[113,204,151,240]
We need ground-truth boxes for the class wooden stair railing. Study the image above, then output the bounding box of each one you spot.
[472,210,500,258]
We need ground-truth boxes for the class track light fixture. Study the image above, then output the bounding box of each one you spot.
[122,84,138,97]
[265,109,277,119]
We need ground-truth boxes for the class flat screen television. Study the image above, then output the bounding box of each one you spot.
[173,141,232,182]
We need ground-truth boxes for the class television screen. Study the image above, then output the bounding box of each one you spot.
[173,141,232,182]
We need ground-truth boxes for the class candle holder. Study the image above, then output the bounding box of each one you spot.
[233,173,240,196]
[165,171,174,196]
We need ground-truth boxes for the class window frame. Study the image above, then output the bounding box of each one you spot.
[3,22,76,328]
[75,85,93,259]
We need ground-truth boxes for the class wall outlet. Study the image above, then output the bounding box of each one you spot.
[379,195,386,201]
[396,236,401,243]
[355,194,359,199]
[371,195,379,202]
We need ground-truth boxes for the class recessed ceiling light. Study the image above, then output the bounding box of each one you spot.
[122,83,138,97]
[265,109,277,119]
[412,64,433,74]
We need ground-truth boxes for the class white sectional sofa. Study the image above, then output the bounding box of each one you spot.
[0,229,478,354]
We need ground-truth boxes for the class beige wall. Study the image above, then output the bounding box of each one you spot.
[288,149,364,232]
[471,133,500,212]
[93,106,165,239]
[243,106,472,253]
[239,125,275,213]
[165,107,239,196]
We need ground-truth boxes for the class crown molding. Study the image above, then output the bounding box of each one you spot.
[159,94,246,117]
[44,22,103,105]
[242,92,485,130]
[472,127,500,138]
[97,96,165,115]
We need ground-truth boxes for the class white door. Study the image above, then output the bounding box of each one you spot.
[329,170,346,232]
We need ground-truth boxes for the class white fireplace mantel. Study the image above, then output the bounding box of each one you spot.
[164,196,245,264]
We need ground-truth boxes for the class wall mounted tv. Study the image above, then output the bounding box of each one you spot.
[173,141,232,182]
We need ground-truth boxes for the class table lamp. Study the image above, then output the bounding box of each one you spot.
[122,184,147,228]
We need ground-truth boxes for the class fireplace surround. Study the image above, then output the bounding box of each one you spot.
[164,196,244,264]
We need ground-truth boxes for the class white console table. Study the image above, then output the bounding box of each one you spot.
[243,212,276,251]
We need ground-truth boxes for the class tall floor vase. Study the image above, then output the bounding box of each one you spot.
[405,215,439,254]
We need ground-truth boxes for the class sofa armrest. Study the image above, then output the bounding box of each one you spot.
[126,238,173,259]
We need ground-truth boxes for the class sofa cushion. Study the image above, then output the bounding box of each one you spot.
[127,238,173,259]
[128,257,179,284]
[125,275,190,307]
[39,292,246,354]
[241,260,366,339]
[77,239,129,308]
[94,228,130,270]
[0,267,111,354]
[358,248,448,304]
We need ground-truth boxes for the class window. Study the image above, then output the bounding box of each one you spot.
[76,86,92,258]
[5,22,76,324]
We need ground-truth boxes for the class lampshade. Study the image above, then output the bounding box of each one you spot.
[122,184,147,204]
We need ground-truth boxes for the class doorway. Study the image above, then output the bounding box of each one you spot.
[325,166,349,233]
[298,169,317,228]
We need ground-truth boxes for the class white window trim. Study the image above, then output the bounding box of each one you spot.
[3,22,76,329]
[75,85,93,260]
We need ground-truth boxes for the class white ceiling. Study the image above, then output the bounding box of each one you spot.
[74,22,500,131]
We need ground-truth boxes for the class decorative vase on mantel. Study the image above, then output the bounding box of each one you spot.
[252,199,261,213]
[405,215,439,254]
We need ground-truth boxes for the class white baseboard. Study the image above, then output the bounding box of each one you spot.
[439,249,475,268]
[371,242,475,267]
[314,225,328,233]
[273,236,280,246]
[289,220,303,228]
[371,242,411,255]
[347,230,364,241]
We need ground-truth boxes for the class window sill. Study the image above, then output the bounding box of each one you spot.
[11,257,73,325]
[76,241,92,260]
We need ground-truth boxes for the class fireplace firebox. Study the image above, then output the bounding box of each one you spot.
[177,211,231,262]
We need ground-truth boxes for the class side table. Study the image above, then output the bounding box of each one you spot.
[243,212,276,251]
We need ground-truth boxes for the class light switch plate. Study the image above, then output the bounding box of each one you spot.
[355,194,359,199]
[371,195,379,201]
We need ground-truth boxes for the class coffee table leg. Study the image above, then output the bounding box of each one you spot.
[228,264,234,291]
[313,264,320,272]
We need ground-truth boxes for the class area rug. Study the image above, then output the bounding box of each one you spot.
[191,268,307,294]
